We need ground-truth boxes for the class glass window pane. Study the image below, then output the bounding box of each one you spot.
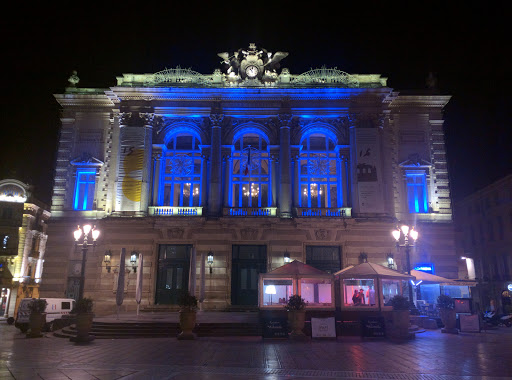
[166,269,173,289]
[343,279,375,306]
[382,279,401,306]
[263,279,293,306]
[176,268,183,290]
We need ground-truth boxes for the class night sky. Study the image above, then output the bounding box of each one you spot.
[1,3,510,206]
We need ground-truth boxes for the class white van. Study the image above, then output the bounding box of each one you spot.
[15,298,76,332]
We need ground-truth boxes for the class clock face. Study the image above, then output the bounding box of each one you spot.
[245,65,259,78]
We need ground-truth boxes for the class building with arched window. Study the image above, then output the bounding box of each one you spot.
[0,179,50,319]
[41,44,457,314]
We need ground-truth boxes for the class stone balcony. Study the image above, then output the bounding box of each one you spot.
[296,207,352,217]
[148,206,203,216]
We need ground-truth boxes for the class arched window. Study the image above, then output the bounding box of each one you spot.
[299,132,342,208]
[160,132,202,207]
[230,132,271,208]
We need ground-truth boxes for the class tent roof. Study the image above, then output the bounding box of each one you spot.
[334,262,413,279]
[267,260,329,275]
[410,270,458,284]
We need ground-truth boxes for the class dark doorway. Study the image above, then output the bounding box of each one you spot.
[306,245,341,274]
[155,245,191,305]
[231,245,267,306]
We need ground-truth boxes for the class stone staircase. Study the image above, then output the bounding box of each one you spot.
[54,320,262,339]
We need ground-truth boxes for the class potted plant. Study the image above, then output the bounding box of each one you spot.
[285,294,307,339]
[70,297,95,343]
[437,294,457,334]
[388,295,411,340]
[27,298,47,338]
[177,291,198,340]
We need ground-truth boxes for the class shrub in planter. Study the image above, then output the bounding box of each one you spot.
[437,294,457,333]
[177,291,198,340]
[72,297,94,314]
[388,295,411,340]
[70,298,95,343]
[389,295,410,310]
[285,295,307,339]
[27,299,47,338]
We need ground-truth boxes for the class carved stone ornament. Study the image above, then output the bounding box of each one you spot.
[209,113,225,127]
[315,229,328,240]
[348,113,384,129]
[240,228,258,240]
[168,228,184,239]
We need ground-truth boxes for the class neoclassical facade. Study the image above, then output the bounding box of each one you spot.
[41,44,456,314]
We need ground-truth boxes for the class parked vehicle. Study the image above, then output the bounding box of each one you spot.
[15,298,76,333]
[483,310,512,327]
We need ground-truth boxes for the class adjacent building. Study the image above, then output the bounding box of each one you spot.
[454,174,512,313]
[0,179,50,318]
[40,44,457,315]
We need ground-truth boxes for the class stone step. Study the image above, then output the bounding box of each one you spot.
[55,320,263,339]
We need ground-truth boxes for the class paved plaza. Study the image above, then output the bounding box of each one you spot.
[0,320,511,380]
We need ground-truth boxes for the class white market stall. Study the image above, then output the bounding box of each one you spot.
[335,262,414,311]
[259,260,334,310]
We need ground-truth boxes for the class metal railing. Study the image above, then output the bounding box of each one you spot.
[296,207,352,217]
[148,207,203,216]
[224,207,277,217]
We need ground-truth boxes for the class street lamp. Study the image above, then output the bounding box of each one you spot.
[392,224,418,305]
[73,224,100,301]
[207,250,214,274]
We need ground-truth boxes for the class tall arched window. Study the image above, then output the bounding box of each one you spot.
[160,132,202,207]
[299,132,342,208]
[230,132,271,208]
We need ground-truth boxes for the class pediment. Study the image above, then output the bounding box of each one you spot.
[70,153,104,167]
[399,154,431,168]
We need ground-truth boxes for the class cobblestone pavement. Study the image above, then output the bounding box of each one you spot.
[0,323,511,380]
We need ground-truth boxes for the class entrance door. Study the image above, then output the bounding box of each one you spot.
[231,245,267,306]
[155,245,191,305]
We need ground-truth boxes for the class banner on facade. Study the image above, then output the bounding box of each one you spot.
[117,127,146,211]
[354,128,384,213]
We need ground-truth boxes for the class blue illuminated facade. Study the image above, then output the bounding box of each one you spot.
[45,44,460,312]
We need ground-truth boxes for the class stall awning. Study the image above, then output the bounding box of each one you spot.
[410,269,457,284]
[268,260,328,275]
[334,262,414,280]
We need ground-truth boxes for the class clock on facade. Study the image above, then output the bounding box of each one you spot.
[245,65,259,78]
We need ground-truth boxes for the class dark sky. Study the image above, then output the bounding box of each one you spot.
[1,2,510,205]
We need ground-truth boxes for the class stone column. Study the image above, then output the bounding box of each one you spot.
[19,230,34,282]
[278,114,292,218]
[151,149,163,206]
[208,113,224,217]
[35,234,48,283]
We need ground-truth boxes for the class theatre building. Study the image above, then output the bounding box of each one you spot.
[40,44,457,315]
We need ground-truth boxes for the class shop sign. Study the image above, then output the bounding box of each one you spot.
[311,317,336,338]
[507,284,512,292]
[361,316,385,338]
[460,314,480,332]
[414,263,434,274]
[262,317,288,339]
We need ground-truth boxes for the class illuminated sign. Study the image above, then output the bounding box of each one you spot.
[414,263,434,274]
[508,284,512,292]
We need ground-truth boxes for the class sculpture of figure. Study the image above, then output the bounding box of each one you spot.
[68,70,79,87]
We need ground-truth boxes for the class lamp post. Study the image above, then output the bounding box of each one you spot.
[392,224,418,304]
[73,224,100,301]
[207,250,214,274]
